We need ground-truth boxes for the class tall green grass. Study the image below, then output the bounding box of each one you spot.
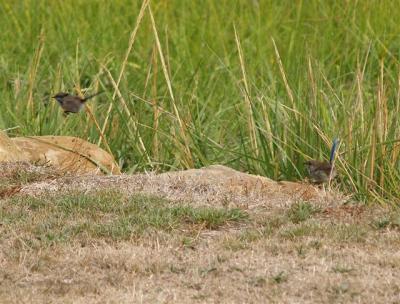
[1,0,400,203]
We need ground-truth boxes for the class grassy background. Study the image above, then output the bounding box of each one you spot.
[0,0,399,203]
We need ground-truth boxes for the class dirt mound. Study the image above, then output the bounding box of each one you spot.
[18,164,343,208]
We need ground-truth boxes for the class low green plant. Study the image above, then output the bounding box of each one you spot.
[287,201,320,223]
[0,192,248,246]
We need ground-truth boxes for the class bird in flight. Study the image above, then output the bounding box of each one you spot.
[52,91,104,115]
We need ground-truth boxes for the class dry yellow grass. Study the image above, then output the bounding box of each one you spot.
[1,163,400,303]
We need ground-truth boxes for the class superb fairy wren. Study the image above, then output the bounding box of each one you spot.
[305,138,339,184]
[52,91,104,115]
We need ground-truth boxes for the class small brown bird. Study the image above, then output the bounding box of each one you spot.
[305,138,339,184]
[52,91,104,115]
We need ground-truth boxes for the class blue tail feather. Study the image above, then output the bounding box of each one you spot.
[329,138,339,164]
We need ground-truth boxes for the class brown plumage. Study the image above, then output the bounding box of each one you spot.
[52,91,103,115]
[305,138,339,184]
[304,160,336,183]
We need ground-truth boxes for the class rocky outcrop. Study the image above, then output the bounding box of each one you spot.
[0,132,120,175]
[0,131,25,161]
[1,130,340,206]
